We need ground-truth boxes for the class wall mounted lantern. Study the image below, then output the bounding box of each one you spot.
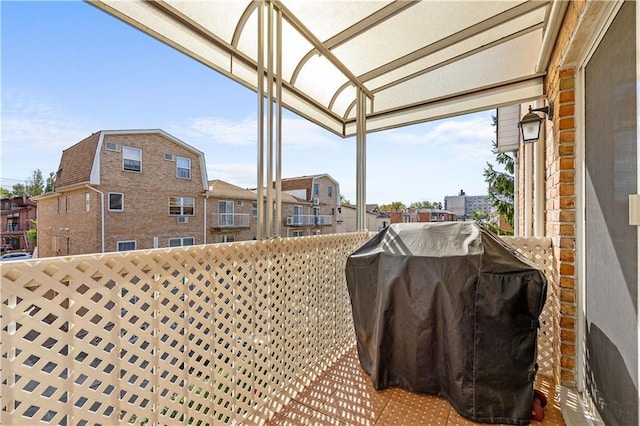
[518,105,553,143]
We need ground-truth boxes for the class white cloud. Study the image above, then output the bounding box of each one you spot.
[169,114,340,150]
[1,89,95,182]
[170,116,256,146]
[206,163,256,188]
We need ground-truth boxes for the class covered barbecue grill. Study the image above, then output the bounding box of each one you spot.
[345,222,547,425]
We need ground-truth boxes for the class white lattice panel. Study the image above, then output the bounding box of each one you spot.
[1,232,370,425]
[502,236,556,376]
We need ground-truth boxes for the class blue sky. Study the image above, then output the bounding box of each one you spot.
[1,1,497,206]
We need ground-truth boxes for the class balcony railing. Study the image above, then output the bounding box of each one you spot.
[0,234,555,425]
[6,223,19,231]
[211,213,251,228]
[284,214,332,226]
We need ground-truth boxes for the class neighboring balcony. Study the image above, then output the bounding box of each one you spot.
[211,213,251,229]
[284,214,332,226]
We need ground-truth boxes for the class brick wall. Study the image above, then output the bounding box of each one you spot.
[99,134,206,251]
[37,132,208,257]
[543,0,585,386]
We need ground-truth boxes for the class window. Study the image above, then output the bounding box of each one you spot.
[216,235,235,243]
[169,196,195,216]
[252,202,258,222]
[168,237,195,247]
[176,156,191,179]
[218,200,234,225]
[123,146,142,172]
[117,241,136,251]
[313,183,319,197]
[328,186,333,197]
[85,193,90,212]
[293,205,303,225]
[292,230,304,237]
[57,197,62,214]
[108,193,124,211]
[66,196,71,213]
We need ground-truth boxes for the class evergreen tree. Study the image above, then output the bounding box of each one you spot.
[483,115,514,230]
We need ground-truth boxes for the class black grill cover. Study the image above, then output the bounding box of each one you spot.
[345,222,547,425]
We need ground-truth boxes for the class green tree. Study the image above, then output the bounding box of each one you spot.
[340,195,351,205]
[45,172,56,193]
[26,169,45,196]
[379,201,406,211]
[26,220,38,245]
[409,200,443,209]
[483,114,514,232]
[10,183,27,197]
[0,188,11,198]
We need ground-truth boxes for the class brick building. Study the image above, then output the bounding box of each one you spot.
[34,130,208,257]
[281,174,340,236]
[386,208,456,224]
[0,196,37,253]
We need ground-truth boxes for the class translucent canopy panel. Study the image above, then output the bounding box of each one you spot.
[91,0,563,137]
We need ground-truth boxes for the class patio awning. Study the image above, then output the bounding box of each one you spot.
[90,0,564,138]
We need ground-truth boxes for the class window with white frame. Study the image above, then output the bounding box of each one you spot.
[169,196,195,216]
[216,235,235,243]
[123,146,142,172]
[117,240,136,251]
[176,156,191,179]
[108,193,124,211]
[313,183,319,197]
[218,200,234,225]
[292,230,304,237]
[328,186,333,198]
[66,196,71,213]
[168,237,195,247]
[85,193,90,212]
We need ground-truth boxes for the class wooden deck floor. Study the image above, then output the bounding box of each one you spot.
[268,346,565,425]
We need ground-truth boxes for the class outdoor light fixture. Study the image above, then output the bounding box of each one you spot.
[518,105,553,143]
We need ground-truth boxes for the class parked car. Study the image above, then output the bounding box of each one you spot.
[0,252,32,261]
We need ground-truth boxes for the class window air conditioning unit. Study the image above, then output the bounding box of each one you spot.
[178,216,188,223]
[164,153,176,161]
[313,197,320,205]
[286,217,294,225]
[236,200,244,206]
[105,142,121,152]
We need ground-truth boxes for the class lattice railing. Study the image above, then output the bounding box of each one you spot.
[502,236,556,376]
[1,233,555,425]
[1,232,370,425]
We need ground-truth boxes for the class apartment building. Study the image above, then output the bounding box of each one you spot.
[335,204,378,233]
[34,130,208,257]
[207,179,258,243]
[281,174,339,235]
[444,190,492,219]
[0,196,37,253]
